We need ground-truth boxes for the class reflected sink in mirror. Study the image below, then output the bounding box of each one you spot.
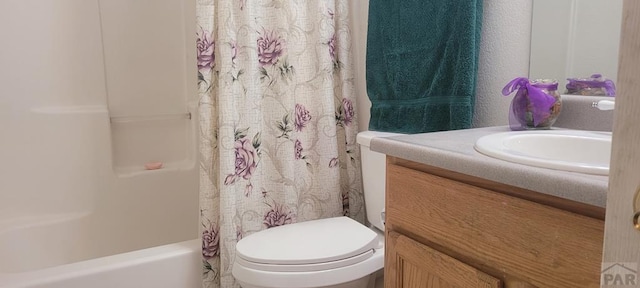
[474,130,611,175]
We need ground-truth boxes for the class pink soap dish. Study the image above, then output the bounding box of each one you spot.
[144,162,164,170]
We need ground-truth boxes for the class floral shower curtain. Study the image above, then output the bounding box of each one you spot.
[196,0,363,287]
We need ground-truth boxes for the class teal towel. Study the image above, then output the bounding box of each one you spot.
[366,0,483,133]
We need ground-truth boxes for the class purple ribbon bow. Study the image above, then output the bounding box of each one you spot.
[502,77,557,128]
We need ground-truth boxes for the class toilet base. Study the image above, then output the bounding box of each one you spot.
[237,270,379,288]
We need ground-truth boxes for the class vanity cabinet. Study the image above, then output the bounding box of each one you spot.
[384,157,605,288]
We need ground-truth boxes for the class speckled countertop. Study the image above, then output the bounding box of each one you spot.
[370,126,608,208]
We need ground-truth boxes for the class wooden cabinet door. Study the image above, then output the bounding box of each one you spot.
[385,231,502,288]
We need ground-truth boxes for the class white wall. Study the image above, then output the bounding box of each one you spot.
[474,0,533,128]
[350,0,533,131]
[349,0,371,132]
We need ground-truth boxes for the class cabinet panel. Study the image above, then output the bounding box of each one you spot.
[386,231,501,288]
[385,162,604,288]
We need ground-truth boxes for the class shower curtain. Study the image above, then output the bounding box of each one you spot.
[196,1,363,287]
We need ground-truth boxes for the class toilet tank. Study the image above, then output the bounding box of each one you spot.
[356,131,403,232]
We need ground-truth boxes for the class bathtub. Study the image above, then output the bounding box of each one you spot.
[0,239,201,288]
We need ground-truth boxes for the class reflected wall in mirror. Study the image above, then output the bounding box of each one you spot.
[529,0,623,90]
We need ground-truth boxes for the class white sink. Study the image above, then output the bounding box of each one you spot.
[474,130,611,175]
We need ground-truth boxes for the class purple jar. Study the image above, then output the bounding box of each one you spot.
[503,78,562,130]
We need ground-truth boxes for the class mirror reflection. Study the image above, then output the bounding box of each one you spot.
[529,0,623,93]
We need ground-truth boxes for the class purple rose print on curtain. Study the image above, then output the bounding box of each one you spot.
[342,99,354,126]
[263,202,295,228]
[234,138,257,180]
[294,139,311,167]
[328,34,337,62]
[257,29,285,67]
[294,139,303,160]
[336,98,354,127]
[224,136,259,193]
[294,104,312,132]
[224,130,262,198]
[329,157,339,168]
[197,28,215,72]
[202,222,220,260]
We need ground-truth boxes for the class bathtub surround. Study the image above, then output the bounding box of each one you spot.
[100,0,199,175]
[365,0,483,133]
[0,0,199,281]
[196,1,363,287]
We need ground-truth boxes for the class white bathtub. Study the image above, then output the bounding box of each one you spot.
[0,239,201,288]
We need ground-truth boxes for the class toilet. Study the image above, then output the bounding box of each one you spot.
[232,131,400,288]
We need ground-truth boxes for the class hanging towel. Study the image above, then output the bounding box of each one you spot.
[366,0,483,133]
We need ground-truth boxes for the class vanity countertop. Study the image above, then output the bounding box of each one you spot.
[370,126,608,208]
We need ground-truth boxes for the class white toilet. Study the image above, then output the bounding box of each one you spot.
[232,131,400,288]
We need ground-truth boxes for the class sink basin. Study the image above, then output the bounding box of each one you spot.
[474,130,611,175]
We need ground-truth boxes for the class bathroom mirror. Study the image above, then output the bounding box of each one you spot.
[529,0,623,87]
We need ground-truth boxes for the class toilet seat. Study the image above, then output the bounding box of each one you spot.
[233,217,384,288]
[235,217,378,269]
[234,249,374,272]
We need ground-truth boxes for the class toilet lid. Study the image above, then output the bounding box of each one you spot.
[235,217,378,266]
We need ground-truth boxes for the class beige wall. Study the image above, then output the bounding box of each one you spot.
[349,0,372,132]
[349,0,534,132]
